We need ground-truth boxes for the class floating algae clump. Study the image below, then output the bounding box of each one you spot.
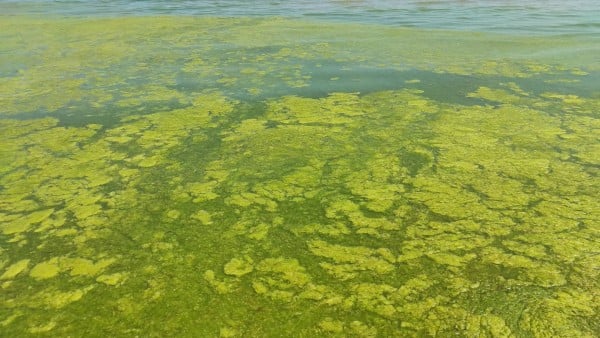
[37,286,94,309]
[96,273,126,286]
[191,210,212,225]
[1,209,55,235]
[318,317,344,333]
[64,257,115,277]
[256,257,311,288]
[29,259,61,280]
[309,240,396,279]
[223,257,254,277]
[0,259,30,280]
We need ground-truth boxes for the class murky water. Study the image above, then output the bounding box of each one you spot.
[0,2,599,337]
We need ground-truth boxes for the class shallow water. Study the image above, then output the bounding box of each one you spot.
[1,2,599,337]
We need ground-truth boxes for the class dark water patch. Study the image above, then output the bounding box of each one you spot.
[399,149,432,177]
[514,71,600,98]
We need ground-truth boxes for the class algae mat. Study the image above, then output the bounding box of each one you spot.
[1,16,599,337]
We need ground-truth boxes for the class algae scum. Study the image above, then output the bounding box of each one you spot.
[1,16,599,337]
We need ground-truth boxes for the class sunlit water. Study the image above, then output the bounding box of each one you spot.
[0,1,599,337]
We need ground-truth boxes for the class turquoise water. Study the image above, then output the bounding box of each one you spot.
[1,1,599,337]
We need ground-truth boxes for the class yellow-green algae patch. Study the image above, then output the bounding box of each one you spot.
[309,240,396,279]
[96,273,127,286]
[29,259,61,280]
[223,257,254,277]
[1,209,55,235]
[0,259,31,280]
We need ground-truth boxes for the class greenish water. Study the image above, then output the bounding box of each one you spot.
[1,8,599,338]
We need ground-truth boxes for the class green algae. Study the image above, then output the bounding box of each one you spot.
[0,259,30,280]
[309,240,396,280]
[96,273,126,286]
[0,14,598,338]
[29,260,61,280]
[223,257,254,277]
[318,317,344,333]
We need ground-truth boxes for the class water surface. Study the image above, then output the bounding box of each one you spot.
[0,2,599,337]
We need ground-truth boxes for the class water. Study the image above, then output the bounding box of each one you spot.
[1,1,599,337]
[3,0,600,36]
